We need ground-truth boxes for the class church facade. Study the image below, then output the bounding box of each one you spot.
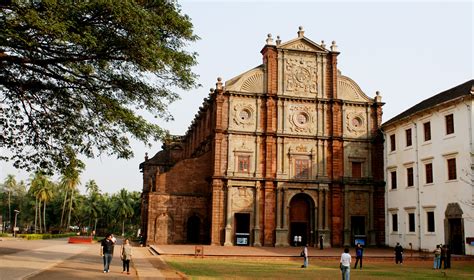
[140,27,385,247]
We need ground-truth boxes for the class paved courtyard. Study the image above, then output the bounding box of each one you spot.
[1,238,472,280]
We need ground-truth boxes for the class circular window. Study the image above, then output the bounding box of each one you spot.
[239,109,251,121]
[352,117,362,128]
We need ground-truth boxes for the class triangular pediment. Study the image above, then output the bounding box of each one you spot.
[279,37,328,53]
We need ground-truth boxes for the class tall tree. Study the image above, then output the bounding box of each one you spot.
[1,174,16,227]
[59,149,83,231]
[113,188,134,236]
[0,0,199,172]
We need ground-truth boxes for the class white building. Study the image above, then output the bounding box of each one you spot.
[382,80,473,255]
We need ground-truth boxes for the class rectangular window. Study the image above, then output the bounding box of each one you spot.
[424,122,431,141]
[425,163,433,184]
[352,162,362,178]
[392,213,398,232]
[238,155,250,172]
[407,167,414,187]
[408,213,415,232]
[391,171,397,189]
[295,159,309,179]
[427,211,435,233]
[390,134,396,151]
[405,128,412,147]
[447,158,457,180]
[445,114,454,135]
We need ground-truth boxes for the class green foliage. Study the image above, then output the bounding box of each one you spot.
[0,0,199,172]
[1,173,142,237]
[17,233,76,240]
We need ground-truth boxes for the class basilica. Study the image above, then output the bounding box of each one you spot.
[140,27,385,247]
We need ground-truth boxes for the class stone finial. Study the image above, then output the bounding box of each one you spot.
[276,35,281,46]
[375,91,382,102]
[297,26,304,37]
[209,88,214,94]
[145,152,149,161]
[321,40,326,49]
[331,40,338,52]
[216,77,223,90]
[266,33,274,45]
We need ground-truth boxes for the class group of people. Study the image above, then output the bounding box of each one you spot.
[433,244,451,269]
[299,243,363,280]
[99,233,133,274]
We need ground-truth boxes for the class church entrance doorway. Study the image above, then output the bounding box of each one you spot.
[351,216,366,246]
[289,193,313,246]
[186,215,200,244]
[234,213,250,246]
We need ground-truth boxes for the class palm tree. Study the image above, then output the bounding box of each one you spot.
[2,174,17,228]
[29,173,42,233]
[113,189,134,236]
[36,179,54,233]
[59,168,82,231]
[84,180,101,234]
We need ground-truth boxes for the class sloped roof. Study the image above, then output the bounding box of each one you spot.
[382,79,473,128]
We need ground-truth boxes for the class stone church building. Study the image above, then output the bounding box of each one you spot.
[140,27,385,247]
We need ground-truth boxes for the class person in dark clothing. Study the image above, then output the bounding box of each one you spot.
[394,243,404,264]
[354,243,364,269]
[440,245,447,269]
[319,235,324,250]
[445,245,451,268]
[100,233,115,273]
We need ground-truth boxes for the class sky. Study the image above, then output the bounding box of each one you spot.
[1,1,472,194]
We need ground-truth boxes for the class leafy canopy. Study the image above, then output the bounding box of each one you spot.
[0,0,199,171]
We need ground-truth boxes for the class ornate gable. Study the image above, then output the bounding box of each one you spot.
[279,37,328,53]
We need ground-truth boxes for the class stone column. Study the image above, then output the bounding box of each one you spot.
[276,187,289,246]
[368,189,376,246]
[253,182,261,246]
[224,184,233,246]
[343,186,351,246]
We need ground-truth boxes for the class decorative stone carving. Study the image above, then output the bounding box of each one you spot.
[241,72,264,93]
[295,144,307,153]
[346,111,365,136]
[285,56,317,94]
[288,105,315,133]
[232,187,253,211]
[234,141,253,152]
[233,103,255,127]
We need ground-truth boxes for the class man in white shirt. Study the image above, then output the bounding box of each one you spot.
[340,246,351,280]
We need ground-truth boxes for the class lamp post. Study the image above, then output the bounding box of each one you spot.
[13,210,20,238]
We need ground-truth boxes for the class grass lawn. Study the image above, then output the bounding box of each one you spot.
[166,258,474,279]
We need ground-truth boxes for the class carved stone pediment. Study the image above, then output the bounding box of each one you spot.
[279,38,328,53]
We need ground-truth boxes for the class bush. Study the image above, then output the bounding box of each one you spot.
[17,233,76,240]
[0,233,11,237]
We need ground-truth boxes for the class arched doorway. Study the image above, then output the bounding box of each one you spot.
[289,193,313,246]
[186,215,200,244]
[445,203,464,254]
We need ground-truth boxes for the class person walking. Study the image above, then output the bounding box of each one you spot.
[301,244,309,268]
[354,243,363,269]
[121,238,132,275]
[433,244,441,269]
[100,233,115,273]
[394,242,403,264]
[340,246,351,280]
